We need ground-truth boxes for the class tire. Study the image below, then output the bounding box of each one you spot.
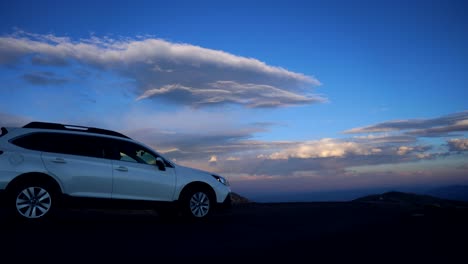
[181,188,214,220]
[9,182,57,222]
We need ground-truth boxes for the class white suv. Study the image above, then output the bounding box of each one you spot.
[0,122,231,221]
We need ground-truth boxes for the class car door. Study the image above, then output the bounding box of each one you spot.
[40,133,113,198]
[105,139,176,201]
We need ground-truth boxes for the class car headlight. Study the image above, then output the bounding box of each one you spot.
[212,175,230,186]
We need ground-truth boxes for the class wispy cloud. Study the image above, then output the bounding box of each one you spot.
[0,31,323,108]
[352,134,416,144]
[137,81,324,108]
[344,111,468,137]
[22,71,69,86]
[407,119,468,137]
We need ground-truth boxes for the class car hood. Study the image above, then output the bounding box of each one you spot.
[174,164,214,179]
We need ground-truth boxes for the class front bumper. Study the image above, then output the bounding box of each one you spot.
[216,192,232,211]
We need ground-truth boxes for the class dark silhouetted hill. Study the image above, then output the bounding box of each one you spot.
[231,192,251,204]
[353,191,468,210]
[426,185,468,202]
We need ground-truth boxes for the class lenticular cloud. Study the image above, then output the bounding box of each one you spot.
[0,31,323,108]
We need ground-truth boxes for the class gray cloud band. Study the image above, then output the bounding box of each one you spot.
[344,111,468,136]
[0,31,323,108]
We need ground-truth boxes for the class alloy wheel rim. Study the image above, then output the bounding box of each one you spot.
[16,187,52,219]
[189,192,210,218]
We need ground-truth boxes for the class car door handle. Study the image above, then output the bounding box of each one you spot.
[115,166,128,172]
[51,158,66,164]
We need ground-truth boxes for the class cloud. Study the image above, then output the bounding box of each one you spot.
[113,107,444,179]
[407,119,468,137]
[137,81,324,108]
[448,138,468,151]
[344,111,468,135]
[22,71,69,86]
[233,139,437,177]
[262,138,382,160]
[0,31,323,108]
[106,107,295,164]
[396,146,413,155]
[225,148,432,177]
[130,125,434,178]
[208,155,218,166]
[352,134,416,144]
[208,155,218,162]
[129,128,289,162]
[394,145,431,156]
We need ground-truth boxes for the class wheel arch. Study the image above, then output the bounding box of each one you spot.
[5,172,63,195]
[178,181,217,202]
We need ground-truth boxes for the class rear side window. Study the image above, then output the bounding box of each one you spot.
[10,133,44,150]
[11,132,105,158]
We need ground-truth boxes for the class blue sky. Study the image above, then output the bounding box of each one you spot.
[1,0,467,201]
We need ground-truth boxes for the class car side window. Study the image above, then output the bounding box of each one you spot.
[106,139,158,166]
[64,134,104,158]
[11,132,104,159]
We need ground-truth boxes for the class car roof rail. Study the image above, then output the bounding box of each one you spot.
[23,121,131,139]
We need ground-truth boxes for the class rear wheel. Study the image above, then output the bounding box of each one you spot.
[9,182,57,222]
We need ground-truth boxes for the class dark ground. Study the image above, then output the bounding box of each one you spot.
[1,202,467,262]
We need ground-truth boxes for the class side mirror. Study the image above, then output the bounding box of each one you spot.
[155,158,166,171]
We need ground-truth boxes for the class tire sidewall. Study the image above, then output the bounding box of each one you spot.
[182,188,214,220]
[8,182,57,223]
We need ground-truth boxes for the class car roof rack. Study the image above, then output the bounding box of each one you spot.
[23,122,131,139]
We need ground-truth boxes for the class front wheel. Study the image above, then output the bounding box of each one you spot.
[181,189,214,219]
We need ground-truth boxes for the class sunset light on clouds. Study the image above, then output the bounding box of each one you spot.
[1,0,467,201]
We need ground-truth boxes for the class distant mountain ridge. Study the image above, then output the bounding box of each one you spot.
[354,191,468,209]
[236,185,468,203]
[354,191,442,204]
